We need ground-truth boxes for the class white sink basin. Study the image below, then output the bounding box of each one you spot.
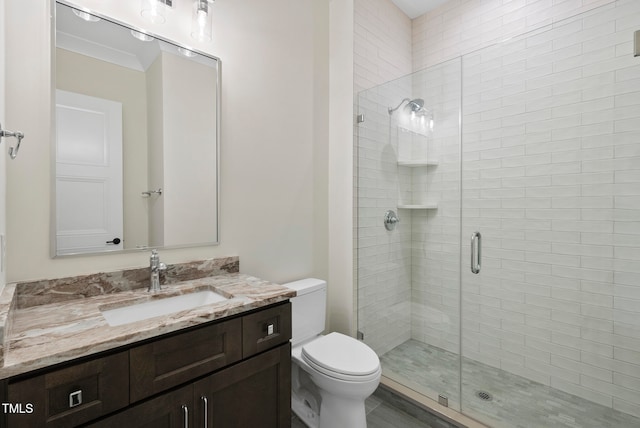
[101,290,228,326]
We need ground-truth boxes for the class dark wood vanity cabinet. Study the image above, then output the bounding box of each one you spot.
[86,385,194,428]
[6,351,129,428]
[129,317,243,403]
[3,302,292,428]
[193,343,291,428]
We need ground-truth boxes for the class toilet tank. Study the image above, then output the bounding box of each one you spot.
[282,278,326,347]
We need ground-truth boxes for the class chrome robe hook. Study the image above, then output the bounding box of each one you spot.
[0,123,24,159]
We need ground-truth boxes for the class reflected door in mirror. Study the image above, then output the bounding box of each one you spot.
[53,2,220,257]
[56,90,124,255]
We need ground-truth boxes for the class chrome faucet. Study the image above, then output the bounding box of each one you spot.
[149,249,167,293]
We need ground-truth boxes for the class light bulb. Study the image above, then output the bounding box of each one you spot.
[72,8,101,22]
[191,0,213,42]
[141,0,166,24]
[131,30,154,42]
[197,9,207,28]
[178,47,197,57]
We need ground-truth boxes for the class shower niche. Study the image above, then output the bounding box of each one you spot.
[395,111,438,211]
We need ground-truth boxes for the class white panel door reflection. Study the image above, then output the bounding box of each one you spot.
[55,90,123,254]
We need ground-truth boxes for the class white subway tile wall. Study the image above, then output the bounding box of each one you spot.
[354,0,412,93]
[354,0,413,355]
[409,59,462,355]
[412,0,617,72]
[355,0,640,420]
[454,1,640,417]
[357,76,414,356]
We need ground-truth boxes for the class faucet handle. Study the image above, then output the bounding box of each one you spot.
[150,250,161,266]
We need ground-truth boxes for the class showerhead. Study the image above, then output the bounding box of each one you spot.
[407,98,425,112]
[387,97,434,132]
[388,98,426,115]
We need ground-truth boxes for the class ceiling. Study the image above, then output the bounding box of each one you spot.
[390,0,450,19]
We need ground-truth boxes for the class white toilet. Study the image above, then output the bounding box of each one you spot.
[283,278,381,428]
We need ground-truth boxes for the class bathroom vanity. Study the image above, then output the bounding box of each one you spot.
[0,259,294,428]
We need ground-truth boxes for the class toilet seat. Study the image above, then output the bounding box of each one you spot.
[301,332,381,382]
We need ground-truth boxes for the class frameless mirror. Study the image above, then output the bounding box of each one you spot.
[53,1,220,256]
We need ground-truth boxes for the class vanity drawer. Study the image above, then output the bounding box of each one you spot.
[7,351,128,428]
[130,318,242,402]
[242,302,291,358]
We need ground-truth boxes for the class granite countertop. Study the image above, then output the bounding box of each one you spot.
[0,265,295,380]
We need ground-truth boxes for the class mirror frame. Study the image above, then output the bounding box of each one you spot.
[51,0,221,258]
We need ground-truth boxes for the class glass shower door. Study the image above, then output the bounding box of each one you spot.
[356,59,463,410]
[460,1,640,427]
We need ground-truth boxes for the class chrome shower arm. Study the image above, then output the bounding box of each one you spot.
[388,98,411,115]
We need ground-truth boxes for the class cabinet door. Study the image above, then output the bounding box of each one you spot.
[193,343,291,428]
[86,384,192,428]
[130,318,242,402]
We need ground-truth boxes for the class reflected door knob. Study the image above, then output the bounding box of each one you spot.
[106,238,121,245]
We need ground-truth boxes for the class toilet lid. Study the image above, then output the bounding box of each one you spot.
[301,332,380,378]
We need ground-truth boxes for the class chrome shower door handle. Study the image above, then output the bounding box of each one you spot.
[471,231,481,274]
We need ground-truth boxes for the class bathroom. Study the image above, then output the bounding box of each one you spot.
[0,0,639,427]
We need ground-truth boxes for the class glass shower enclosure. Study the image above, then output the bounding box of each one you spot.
[355,2,640,427]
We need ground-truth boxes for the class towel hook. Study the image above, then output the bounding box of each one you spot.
[0,123,24,159]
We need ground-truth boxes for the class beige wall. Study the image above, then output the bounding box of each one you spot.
[161,52,217,247]
[5,0,330,288]
[0,0,6,295]
[56,48,150,250]
[146,56,165,248]
[328,0,354,334]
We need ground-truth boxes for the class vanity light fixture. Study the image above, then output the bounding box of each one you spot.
[72,8,101,22]
[141,0,172,24]
[131,30,155,42]
[191,0,214,42]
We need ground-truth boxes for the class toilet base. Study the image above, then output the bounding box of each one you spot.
[317,394,367,428]
[290,333,380,428]
[292,392,319,428]
[292,392,368,428]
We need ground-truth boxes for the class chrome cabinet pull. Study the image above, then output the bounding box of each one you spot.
[182,405,189,428]
[201,396,208,428]
[69,389,82,408]
[471,231,481,274]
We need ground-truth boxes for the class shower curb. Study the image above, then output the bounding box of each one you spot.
[377,377,489,428]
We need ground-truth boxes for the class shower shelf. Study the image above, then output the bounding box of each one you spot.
[397,204,438,210]
[397,160,438,167]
